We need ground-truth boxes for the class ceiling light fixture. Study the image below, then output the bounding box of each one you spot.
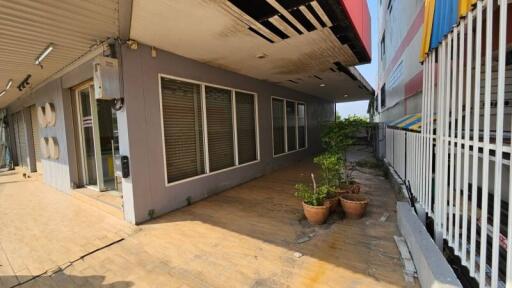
[17,74,32,92]
[320,83,326,87]
[343,94,349,98]
[0,90,6,97]
[35,43,54,66]
[6,79,13,90]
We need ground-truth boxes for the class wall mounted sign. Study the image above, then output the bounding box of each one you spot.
[37,106,47,128]
[40,137,49,159]
[37,102,56,128]
[48,137,59,160]
[44,102,56,127]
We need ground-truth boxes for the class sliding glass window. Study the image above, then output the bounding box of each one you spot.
[272,97,307,156]
[236,91,258,164]
[272,98,285,155]
[297,103,306,149]
[160,78,205,183]
[160,75,259,185]
[205,86,235,172]
[286,101,297,152]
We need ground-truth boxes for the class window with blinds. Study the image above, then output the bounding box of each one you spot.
[161,78,205,183]
[272,97,307,156]
[297,103,306,149]
[205,86,235,172]
[286,101,297,152]
[272,98,285,155]
[160,75,259,184]
[236,91,257,164]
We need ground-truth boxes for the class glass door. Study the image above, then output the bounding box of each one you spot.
[76,83,119,191]
[97,99,119,191]
[77,84,102,189]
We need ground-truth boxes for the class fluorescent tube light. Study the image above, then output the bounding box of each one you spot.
[6,79,13,90]
[35,44,54,65]
[0,90,6,97]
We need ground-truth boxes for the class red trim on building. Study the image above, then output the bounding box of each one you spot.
[403,70,423,114]
[382,6,424,86]
[404,70,423,98]
[339,0,371,60]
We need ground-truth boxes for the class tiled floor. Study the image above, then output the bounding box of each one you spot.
[0,148,417,288]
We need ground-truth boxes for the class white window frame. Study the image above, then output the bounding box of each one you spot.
[271,96,308,157]
[158,74,260,187]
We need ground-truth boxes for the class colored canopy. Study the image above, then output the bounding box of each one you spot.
[419,0,477,61]
[388,113,437,132]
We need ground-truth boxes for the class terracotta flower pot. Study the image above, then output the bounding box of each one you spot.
[340,194,369,219]
[336,186,351,195]
[325,196,339,213]
[350,183,361,194]
[302,202,330,225]
[339,181,361,194]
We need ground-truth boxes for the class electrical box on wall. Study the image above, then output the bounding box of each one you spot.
[93,56,120,100]
[115,155,130,178]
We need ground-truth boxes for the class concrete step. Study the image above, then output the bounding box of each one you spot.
[71,190,124,220]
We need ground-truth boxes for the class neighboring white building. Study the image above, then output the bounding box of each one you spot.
[377,0,425,122]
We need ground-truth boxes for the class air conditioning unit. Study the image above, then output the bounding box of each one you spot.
[93,56,120,100]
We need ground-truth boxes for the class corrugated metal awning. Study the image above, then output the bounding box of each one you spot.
[0,0,120,108]
[388,113,437,132]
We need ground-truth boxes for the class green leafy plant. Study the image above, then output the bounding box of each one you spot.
[294,173,330,206]
[313,152,342,196]
[321,116,368,184]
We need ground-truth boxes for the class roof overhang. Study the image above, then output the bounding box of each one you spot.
[130,0,373,102]
[0,0,372,108]
[0,0,120,108]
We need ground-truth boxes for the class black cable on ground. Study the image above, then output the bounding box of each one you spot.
[10,238,125,288]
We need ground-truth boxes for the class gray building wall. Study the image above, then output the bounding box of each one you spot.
[9,79,73,192]
[5,44,334,224]
[7,57,98,192]
[120,44,334,224]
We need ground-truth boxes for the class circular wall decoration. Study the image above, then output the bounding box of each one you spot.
[48,137,59,160]
[40,137,49,159]
[37,106,47,128]
[44,102,56,127]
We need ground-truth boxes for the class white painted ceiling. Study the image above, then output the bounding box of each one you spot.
[0,0,119,108]
[130,0,373,103]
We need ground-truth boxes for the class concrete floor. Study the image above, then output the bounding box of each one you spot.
[0,147,417,288]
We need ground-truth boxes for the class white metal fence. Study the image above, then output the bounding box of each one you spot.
[385,1,510,286]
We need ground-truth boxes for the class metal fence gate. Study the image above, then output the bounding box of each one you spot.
[385,1,510,286]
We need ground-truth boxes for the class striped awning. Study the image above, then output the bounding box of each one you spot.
[388,113,437,132]
[419,0,477,61]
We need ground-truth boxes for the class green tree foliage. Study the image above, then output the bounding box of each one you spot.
[321,116,368,184]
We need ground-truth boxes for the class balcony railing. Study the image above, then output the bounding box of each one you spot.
[385,0,510,286]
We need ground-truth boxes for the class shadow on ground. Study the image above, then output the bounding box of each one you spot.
[141,145,413,287]
[0,273,133,288]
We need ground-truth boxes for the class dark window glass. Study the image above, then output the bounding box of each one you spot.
[297,103,306,149]
[236,92,257,164]
[286,101,297,151]
[272,98,285,155]
[205,86,235,172]
[161,77,205,183]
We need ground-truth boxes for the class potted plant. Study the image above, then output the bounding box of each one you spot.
[322,116,368,194]
[341,161,361,194]
[340,194,369,219]
[321,116,369,218]
[294,174,331,225]
[313,152,343,212]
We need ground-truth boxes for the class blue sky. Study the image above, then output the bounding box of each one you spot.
[336,0,378,118]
